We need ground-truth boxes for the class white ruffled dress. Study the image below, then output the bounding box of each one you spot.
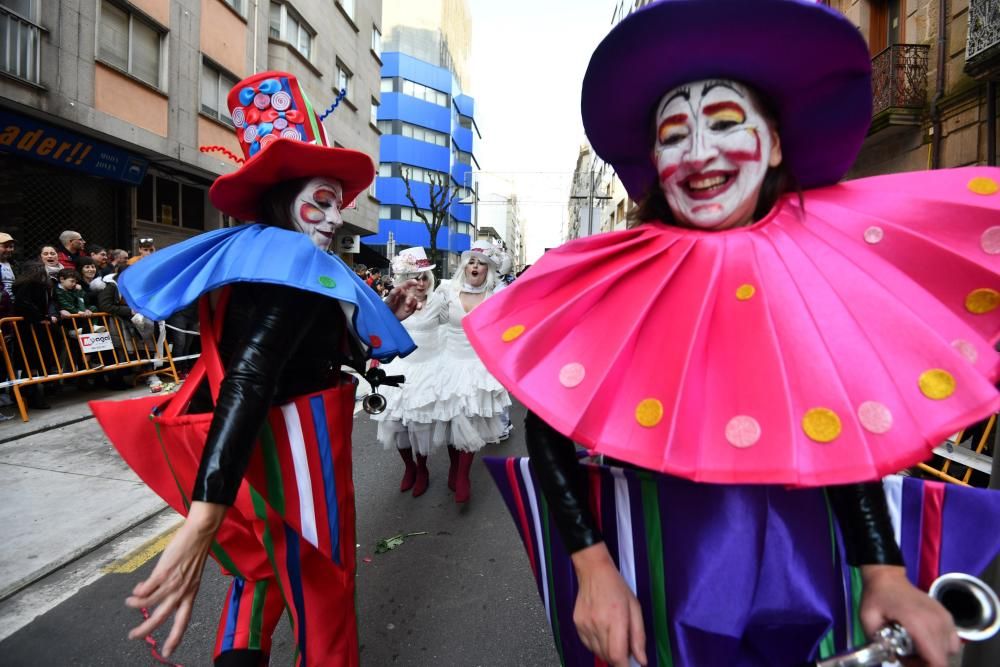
[372,290,447,455]
[430,283,511,452]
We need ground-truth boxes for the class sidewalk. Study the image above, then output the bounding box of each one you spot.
[0,386,168,601]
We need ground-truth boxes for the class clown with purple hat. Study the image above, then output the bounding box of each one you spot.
[91,71,422,666]
[464,1,1000,665]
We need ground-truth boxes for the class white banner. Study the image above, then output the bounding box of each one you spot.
[79,330,115,353]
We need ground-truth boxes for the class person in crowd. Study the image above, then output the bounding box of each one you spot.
[73,256,99,310]
[463,1,1000,665]
[106,249,129,275]
[12,261,58,409]
[91,71,420,666]
[39,245,63,282]
[127,238,155,265]
[0,232,15,318]
[56,230,87,268]
[87,244,109,275]
[54,268,92,319]
[433,241,510,503]
[372,247,446,497]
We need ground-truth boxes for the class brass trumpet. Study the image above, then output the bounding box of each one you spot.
[812,572,999,667]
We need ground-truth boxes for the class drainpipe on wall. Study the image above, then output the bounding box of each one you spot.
[929,0,948,168]
[252,0,260,73]
[988,81,997,167]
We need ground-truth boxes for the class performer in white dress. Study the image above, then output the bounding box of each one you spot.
[434,241,511,503]
[372,247,446,497]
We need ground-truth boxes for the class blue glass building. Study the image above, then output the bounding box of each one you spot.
[366,51,479,274]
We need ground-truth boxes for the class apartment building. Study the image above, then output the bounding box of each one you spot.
[364,0,479,275]
[0,0,382,261]
[830,0,1000,176]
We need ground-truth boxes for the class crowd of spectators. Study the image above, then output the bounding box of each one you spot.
[0,231,178,416]
[354,264,394,298]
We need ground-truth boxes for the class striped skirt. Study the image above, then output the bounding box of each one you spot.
[94,381,359,666]
[486,457,1000,667]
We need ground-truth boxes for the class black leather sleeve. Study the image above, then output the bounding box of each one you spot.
[192,287,324,505]
[525,410,603,553]
[826,482,904,567]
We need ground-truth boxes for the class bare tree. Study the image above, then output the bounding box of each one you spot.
[400,168,460,275]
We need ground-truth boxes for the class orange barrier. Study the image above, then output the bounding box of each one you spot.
[0,313,179,422]
[918,414,996,486]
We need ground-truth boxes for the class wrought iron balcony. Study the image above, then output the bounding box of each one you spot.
[871,44,930,117]
[0,4,41,85]
[966,0,1000,79]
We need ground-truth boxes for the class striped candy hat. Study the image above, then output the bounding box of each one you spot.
[209,71,375,222]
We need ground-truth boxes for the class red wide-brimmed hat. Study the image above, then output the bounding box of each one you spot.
[209,71,375,222]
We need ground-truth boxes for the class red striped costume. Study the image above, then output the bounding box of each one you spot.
[93,296,361,666]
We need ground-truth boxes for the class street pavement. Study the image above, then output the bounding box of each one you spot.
[0,388,559,666]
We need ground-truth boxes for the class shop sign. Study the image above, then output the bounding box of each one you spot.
[0,109,149,185]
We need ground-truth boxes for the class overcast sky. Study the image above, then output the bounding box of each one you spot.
[467,0,612,262]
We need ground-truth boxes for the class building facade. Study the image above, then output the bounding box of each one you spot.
[476,191,525,271]
[829,0,999,177]
[0,0,382,263]
[366,0,478,275]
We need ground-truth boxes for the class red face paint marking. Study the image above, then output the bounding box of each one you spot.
[657,113,689,143]
[719,130,762,163]
[299,202,325,224]
[702,101,746,120]
[659,164,680,182]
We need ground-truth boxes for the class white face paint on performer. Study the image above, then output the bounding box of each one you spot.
[654,79,783,230]
[289,177,344,250]
[464,257,488,288]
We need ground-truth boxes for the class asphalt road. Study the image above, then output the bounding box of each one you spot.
[0,401,559,666]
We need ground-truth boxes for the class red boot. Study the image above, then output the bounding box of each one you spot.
[454,451,475,504]
[398,447,416,492]
[412,454,429,497]
[447,446,459,492]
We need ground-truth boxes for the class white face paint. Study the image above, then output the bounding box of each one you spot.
[654,79,782,230]
[465,257,488,288]
[289,177,344,250]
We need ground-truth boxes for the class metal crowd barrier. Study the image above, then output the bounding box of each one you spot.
[0,313,180,422]
[919,414,996,486]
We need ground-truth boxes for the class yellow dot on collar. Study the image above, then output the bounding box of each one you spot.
[635,399,663,428]
[919,369,956,400]
[968,177,999,196]
[965,288,1000,314]
[736,284,756,301]
[802,408,842,443]
[501,324,526,342]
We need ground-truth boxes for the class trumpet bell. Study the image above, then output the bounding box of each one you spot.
[929,572,1000,642]
[362,392,387,415]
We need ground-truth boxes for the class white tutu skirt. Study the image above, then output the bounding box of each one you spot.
[371,357,445,455]
[429,350,511,452]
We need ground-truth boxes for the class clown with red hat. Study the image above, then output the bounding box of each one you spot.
[92,71,420,666]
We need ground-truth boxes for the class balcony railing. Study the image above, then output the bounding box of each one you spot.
[967,0,1000,62]
[0,4,41,85]
[871,44,929,116]
[966,0,1000,78]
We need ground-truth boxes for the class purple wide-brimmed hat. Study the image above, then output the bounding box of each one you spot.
[582,0,872,200]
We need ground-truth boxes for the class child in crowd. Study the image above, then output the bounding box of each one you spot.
[55,268,92,319]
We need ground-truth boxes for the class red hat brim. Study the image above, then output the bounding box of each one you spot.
[209,139,375,221]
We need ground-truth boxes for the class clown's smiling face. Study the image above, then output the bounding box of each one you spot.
[290,177,344,250]
[654,80,782,230]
